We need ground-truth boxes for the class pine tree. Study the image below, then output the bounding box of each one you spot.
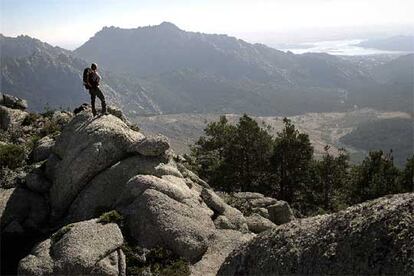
[400,155,414,192]
[190,115,236,187]
[222,114,274,192]
[347,150,401,204]
[271,118,313,203]
[191,114,274,192]
[314,146,349,211]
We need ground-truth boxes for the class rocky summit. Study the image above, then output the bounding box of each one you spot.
[1,97,277,275]
[1,95,413,275]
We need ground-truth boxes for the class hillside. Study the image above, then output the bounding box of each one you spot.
[74,22,412,115]
[2,23,413,115]
[340,118,414,167]
[0,34,160,114]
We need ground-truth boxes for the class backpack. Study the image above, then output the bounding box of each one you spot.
[83,68,92,89]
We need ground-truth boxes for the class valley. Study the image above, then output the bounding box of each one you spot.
[132,109,413,164]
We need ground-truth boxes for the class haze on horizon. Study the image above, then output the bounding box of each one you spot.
[1,0,414,50]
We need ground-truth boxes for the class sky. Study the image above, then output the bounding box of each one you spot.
[1,0,414,49]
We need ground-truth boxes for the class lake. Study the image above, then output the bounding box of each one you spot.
[278,39,411,56]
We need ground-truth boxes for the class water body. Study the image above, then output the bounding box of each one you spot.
[279,39,412,56]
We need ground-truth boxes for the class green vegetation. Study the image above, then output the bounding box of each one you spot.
[400,156,414,192]
[191,114,413,216]
[191,115,274,193]
[51,224,74,243]
[271,118,313,204]
[122,244,190,276]
[97,210,124,226]
[0,143,26,169]
[346,151,402,204]
[312,147,350,212]
[22,113,42,126]
[26,135,41,153]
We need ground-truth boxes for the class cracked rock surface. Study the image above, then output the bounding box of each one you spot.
[18,219,125,276]
[218,193,414,276]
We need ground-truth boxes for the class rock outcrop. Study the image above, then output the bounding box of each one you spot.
[2,98,413,276]
[1,107,255,275]
[46,111,146,220]
[218,191,293,231]
[1,93,28,110]
[18,219,125,276]
[218,193,414,276]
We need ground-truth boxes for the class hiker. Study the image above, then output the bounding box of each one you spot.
[83,63,106,116]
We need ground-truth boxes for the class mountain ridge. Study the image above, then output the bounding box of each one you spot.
[2,22,413,115]
[1,34,160,113]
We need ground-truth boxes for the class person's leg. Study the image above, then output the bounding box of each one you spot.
[95,87,107,114]
[89,89,97,116]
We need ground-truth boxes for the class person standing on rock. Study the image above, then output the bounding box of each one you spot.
[85,63,107,116]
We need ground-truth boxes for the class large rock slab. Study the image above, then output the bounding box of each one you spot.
[18,219,125,276]
[65,155,181,223]
[218,193,414,275]
[47,112,145,220]
[119,186,215,262]
[129,134,170,156]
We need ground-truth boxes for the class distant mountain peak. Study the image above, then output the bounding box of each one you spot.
[156,21,181,31]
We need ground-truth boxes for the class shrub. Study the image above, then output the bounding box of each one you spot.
[22,113,41,126]
[51,224,73,243]
[39,120,61,137]
[97,210,124,226]
[0,144,26,169]
[26,135,41,152]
